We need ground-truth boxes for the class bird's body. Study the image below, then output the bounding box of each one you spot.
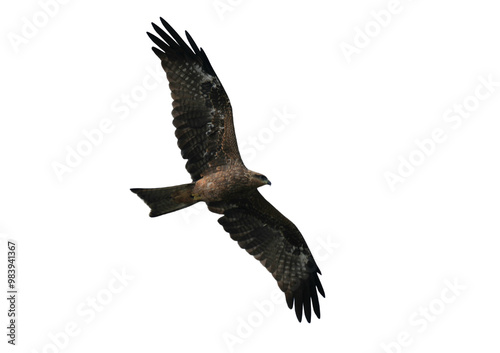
[131,18,325,322]
[193,166,267,202]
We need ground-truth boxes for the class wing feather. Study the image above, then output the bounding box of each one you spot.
[208,190,325,323]
[148,18,243,181]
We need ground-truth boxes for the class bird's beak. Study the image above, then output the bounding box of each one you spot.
[267,180,272,186]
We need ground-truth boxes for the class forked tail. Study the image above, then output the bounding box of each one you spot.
[130,183,197,217]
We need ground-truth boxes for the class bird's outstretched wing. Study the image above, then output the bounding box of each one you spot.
[208,190,325,322]
[147,18,243,181]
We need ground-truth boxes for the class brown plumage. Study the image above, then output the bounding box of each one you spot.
[131,18,324,323]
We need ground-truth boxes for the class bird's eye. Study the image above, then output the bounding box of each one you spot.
[259,175,266,180]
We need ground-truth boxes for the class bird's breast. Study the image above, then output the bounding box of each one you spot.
[193,169,251,202]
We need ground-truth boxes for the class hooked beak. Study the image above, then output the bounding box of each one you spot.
[267,180,272,186]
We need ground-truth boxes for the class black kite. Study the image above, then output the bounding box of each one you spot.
[131,18,325,322]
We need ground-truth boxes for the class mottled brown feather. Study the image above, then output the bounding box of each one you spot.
[149,18,243,181]
[208,190,325,323]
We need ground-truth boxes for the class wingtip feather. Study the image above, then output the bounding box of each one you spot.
[151,47,165,58]
[285,291,293,309]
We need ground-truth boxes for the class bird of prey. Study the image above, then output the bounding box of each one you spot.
[131,18,325,322]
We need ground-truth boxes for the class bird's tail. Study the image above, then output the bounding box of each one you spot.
[130,183,197,217]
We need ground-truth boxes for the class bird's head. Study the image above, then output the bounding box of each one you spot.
[251,173,272,187]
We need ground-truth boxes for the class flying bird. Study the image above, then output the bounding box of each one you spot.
[131,18,325,322]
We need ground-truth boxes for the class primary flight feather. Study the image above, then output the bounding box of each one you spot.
[131,18,325,322]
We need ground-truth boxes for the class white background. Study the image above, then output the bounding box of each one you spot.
[1,0,499,352]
